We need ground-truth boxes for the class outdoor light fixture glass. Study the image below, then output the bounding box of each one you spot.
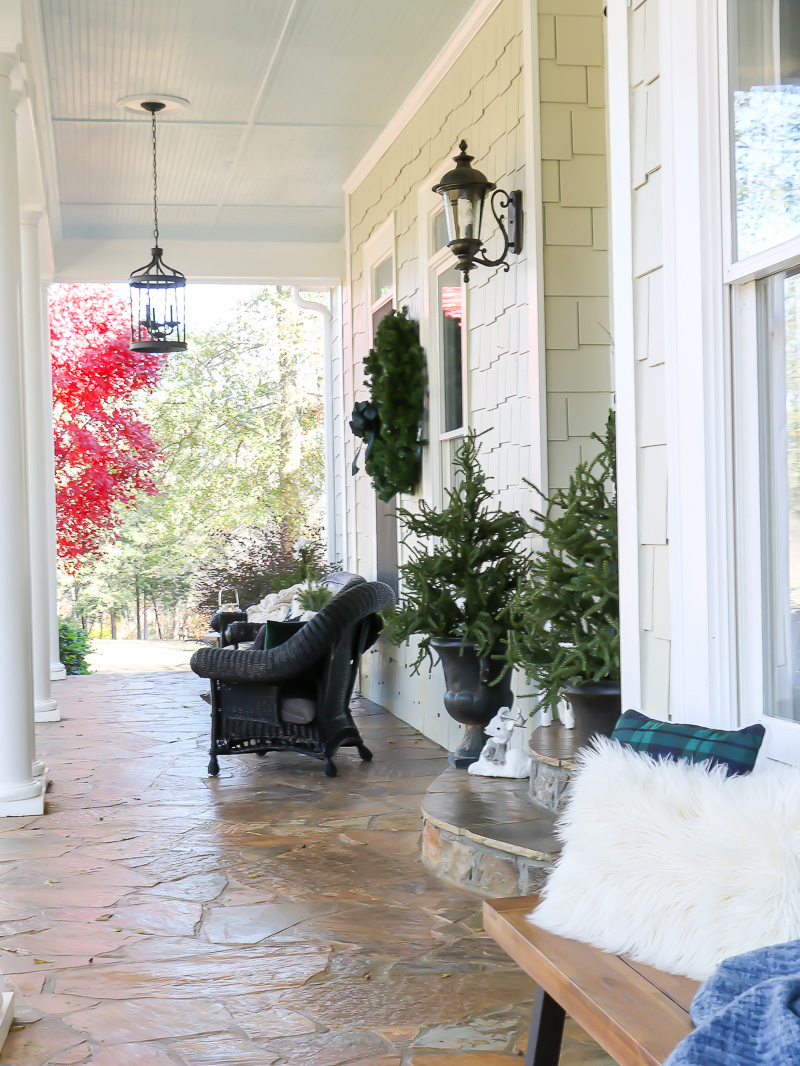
[128,101,187,353]
[432,140,523,283]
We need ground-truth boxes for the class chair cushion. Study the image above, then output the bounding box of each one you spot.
[280,698,317,725]
[611,708,765,777]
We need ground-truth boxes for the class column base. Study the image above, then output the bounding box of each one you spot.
[51,662,67,681]
[32,759,47,778]
[0,992,14,1054]
[0,778,45,816]
[35,698,60,723]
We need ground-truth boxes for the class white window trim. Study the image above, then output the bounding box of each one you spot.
[361,215,397,583]
[363,216,396,340]
[655,0,737,727]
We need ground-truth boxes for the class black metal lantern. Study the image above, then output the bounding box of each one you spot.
[432,140,523,283]
[129,101,186,353]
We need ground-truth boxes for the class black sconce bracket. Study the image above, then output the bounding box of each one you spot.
[471,189,523,273]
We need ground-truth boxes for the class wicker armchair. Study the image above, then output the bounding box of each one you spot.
[190,579,395,778]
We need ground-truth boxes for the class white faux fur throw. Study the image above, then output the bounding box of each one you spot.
[531,739,800,981]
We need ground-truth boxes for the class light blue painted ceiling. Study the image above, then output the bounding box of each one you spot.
[37,0,476,244]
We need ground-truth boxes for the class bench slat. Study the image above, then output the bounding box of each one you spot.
[484,897,700,1066]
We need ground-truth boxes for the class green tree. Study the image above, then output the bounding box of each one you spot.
[64,286,328,637]
[146,286,325,537]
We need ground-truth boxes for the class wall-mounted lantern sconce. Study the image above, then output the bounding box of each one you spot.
[432,140,523,283]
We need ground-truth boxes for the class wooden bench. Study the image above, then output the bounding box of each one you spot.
[484,896,700,1066]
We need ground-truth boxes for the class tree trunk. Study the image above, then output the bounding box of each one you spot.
[151,598,163,640]
[110,610,117,640]
[135,575,142,640]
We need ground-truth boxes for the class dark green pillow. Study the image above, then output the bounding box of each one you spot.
[611,709,765,776]
[258,620,316,701]
[264,619,306,650]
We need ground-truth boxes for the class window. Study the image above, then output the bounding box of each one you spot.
[422,203,468,502]
[439,266,465,434]
[370,254,394,336]
[730,0,800,259]
[726,1,800,748]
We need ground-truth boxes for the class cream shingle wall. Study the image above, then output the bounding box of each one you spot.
[338,0,611,749]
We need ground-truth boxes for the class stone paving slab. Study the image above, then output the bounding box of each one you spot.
[0,660,610,1064]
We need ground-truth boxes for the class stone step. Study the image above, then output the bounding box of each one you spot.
[528,723,579,813]
[421,767,560,897]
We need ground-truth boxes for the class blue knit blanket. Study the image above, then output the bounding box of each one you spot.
[664,942,800,1065]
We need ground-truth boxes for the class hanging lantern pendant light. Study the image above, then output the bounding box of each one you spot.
[129,100,187,353]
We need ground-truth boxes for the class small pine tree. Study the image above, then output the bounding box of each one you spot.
[363,308,426,501]
[508,411,619,711]
[385,431,532,671]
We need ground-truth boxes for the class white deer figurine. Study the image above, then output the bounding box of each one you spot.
[468,707,532,778]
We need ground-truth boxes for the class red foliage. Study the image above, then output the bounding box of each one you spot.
[50,284,165,573]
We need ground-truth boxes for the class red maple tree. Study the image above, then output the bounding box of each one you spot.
[50,284,165,573]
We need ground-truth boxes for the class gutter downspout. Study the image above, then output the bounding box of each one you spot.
[291,288,336,567]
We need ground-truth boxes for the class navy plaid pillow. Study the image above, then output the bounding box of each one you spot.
[611,709,765,776]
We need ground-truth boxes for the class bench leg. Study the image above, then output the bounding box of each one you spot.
[525,985,566,1066]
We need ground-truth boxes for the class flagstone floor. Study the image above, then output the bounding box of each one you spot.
[0,656,610,1065]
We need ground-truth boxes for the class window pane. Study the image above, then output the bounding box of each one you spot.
[371,296,393,339]
[372,256,394,302]
[731,0,800,259]
[438,267,464,433]
[432,209,449,253]
[759,269,800,720]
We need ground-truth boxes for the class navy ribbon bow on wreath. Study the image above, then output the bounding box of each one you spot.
[350,401,381,475]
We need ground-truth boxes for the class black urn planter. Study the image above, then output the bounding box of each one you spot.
[563,679,622,749]
[431,638,513,768]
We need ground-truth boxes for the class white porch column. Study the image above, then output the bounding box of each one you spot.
[42,288,66,681]
[0,56,45,815]
[20,212,59,723]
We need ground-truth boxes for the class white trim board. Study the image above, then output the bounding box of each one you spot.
[343,0,505,195]
[606,0,642,708]
[521,0,547,496]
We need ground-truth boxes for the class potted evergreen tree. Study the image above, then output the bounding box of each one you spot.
[509,412,620,747]
[385,432,532,766]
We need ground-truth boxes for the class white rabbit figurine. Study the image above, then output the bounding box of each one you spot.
[468,707,533,778]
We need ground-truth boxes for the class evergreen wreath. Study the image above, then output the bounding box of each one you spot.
[363,307,426,502]
[508,411,619,711]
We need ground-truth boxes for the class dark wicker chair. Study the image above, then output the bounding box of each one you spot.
[190,579,395,778]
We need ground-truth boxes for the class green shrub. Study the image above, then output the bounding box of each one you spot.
[59,619,93,675]
[384,431,532,671]
[296,583,334,613]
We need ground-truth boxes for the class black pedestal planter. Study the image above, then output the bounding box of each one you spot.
[563,679,622,749]
[431,638,513,768]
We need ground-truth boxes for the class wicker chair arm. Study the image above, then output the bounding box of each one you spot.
[190,580,395,684]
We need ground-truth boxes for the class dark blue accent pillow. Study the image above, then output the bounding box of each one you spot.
[611,709,765,776]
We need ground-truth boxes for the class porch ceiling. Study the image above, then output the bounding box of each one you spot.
[33,0,473,252]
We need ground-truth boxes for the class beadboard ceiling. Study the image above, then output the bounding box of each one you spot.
[36,0,474,246]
